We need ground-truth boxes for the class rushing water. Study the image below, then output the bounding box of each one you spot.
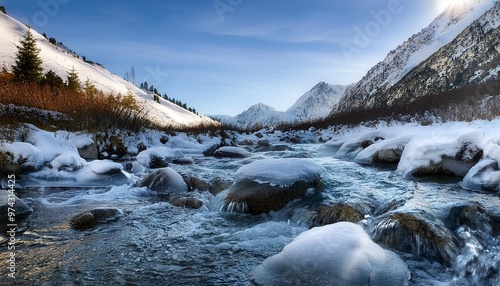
[1,144,499,285]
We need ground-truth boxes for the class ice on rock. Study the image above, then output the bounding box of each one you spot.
[250,222,410,286]
[235,158,325,187]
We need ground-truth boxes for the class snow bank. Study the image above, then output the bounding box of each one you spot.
[325,119,500,190]
[235,158,325,186]
[250,222,410,286]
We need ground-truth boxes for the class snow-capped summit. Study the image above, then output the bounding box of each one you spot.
[286,81,348,121]
[333,0,498,114]
[0,12,214,127]
[233,102,282,128]
[214,81,349,128]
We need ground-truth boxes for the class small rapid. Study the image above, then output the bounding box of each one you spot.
[1,144,499,285]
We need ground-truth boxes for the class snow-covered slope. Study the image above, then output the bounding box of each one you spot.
[334,0,499,113]
[215,81,348,128]
[0,12,214,127]
[216,102,283,129]
[286,81,348,120]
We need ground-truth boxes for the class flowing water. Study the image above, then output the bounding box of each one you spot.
[1,144,499,285]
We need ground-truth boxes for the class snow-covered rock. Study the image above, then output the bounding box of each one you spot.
[1,142,45,172]
[234,158,325,187]
[460,158,500,192]
[137,146,184,168]
[49,151,86,171]
[250,222,410,286]
[222,158,325,214]
[213,146,251,158]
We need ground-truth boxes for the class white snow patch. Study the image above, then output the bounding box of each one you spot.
[235,158,325,186]
[250,222,410,286]
[49,151,86,171]
[137,146,184,167]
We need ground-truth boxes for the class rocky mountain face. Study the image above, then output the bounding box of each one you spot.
[216,81,348,128]
[332,0,499,114]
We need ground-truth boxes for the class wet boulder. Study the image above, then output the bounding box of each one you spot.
[251,222,410,286]
[169,196,203,209]
[224,179,313,214]
[186,176,210,192]
[0,191,33,222]
[173,157,193,165]
[444,202,492,234]
[222,158,325,214]
[213,146,251,158]
[257,139,270,147]
[138,168,188,195]
[77,142,98,160]
[310,203,365,227]
[256,144,293,152]
[70,208,121,230]
[209,178,232,196]
[371,209,459,265]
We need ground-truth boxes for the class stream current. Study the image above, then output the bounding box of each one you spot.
[1,144,499,285]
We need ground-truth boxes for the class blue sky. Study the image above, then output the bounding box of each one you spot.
[3,0,451,116]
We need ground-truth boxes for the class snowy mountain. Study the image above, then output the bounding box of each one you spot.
[214,102,283,129]
[215,82,348,128]
[0,12,214,127]
[286,81,349,120]
[333,0,499,114]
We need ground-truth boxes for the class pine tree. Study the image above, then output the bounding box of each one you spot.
[42,70,63,89]
[66,67,81,91]
[12,28,43,82]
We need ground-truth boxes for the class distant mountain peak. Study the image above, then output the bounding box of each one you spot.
[215,81,349,128]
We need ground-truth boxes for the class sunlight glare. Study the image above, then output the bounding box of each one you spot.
[436,0,453,13]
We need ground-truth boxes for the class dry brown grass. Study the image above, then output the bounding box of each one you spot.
[0,72,151,133]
